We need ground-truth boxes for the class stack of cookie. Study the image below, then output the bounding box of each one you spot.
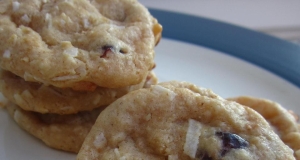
[0,0,162,153]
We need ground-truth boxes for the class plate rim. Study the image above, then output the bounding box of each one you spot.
[149,8,300,89]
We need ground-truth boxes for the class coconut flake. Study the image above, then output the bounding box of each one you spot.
[45,13,52,28]
[3,50,11,59]
[83,18,90,29]
[21,14,31,23]
[114,148,121,158]
[75,66,86,76]
[52,75,79,81]
[168,155,178,160]
[183,119,202,158]
[93,133,107,148]
[151,85,176,101]
[63,47,78,57]
[12,1,20,11]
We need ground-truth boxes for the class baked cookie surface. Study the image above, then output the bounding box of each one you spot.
[0,69,157,114]
[5,102,104,153]
[0,0,161,89]
[77,81,294,160]
[228,96,300,160]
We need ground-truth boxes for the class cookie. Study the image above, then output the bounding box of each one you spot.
[5,102,104,153]
[0,69,157,114]
[143,71,158,88]
[77,81,294,160]
[0,0,162,90]
[228,96,300,160]
[158,81,221,99]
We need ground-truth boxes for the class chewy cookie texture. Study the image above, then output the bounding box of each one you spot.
[0,0,299,159]
[77,81,295,160]
[228,96,300,160]
[0,69,156,114]
[5,102,104,153]
[0,0,161,154]
[0,0,162,89]
[3,71,157,153]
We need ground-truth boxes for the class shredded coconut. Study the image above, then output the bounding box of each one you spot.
[12,1,20,11]
[45,13,52,28]
[83,18,90,29]
[75,66,86,76]
[184,119,202,158]
[151,85,176,101]
[93,133,107,148]
[168,155,178,160]
[52,75,79,81]
[21,14,31,23]
[114,148,121,158]
[63,47,78,57]
[3,50,11,59]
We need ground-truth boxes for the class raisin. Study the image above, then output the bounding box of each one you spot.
[100,45,127,58]
[100,45,114,58]
[216,132,249,156]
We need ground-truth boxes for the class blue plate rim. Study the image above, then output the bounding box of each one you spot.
[149,8,300,89]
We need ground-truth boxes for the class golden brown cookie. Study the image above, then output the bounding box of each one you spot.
[0,69,157,114]
[143,71,158,88]
[0,0,161,90]
[158,81,221,99]
[77,81,294,160]
[228,96,300,160]
[6,102,104,153]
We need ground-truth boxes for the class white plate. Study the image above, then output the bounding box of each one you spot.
[1,38,300,160]
[1,9,300,160]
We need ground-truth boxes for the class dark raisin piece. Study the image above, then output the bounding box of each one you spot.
[100,45,114,58]
[216,132,249,156]
[100,45,127,58]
